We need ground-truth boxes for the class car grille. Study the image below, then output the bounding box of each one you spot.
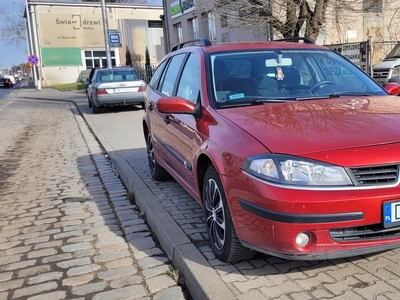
[372,68,390,81]
[330,224,400,241]
[349,164,399,186]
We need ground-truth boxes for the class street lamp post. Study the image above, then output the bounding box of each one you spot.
[100,0,112,69]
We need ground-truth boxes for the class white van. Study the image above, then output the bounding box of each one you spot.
[372,42,400,86]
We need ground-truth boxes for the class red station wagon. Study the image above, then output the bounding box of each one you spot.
[143,38,400,262]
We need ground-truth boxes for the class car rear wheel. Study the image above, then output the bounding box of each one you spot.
[92,103,101,114]
[203,165,256,263]
[146,132,172,181]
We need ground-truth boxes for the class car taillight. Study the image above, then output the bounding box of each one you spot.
[138,83,146,92]
[5,79,9,83]
[96,89,107,95]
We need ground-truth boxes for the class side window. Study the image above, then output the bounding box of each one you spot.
[296,57,315,86]
[160,54,186,96]
[318,55,367,91]
[149,60,167,90]
[177,54,200,103]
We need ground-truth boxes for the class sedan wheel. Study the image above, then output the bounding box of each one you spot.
[92,103,101,114]
[146,132,171,181]
[203,165,255,263]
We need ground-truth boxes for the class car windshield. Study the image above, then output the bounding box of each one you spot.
[210,49,386,107]
[96,70,139,82]
[385,42,400,59]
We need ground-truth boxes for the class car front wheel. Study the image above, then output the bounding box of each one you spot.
[146,132,171,181]
[203,165,256,263]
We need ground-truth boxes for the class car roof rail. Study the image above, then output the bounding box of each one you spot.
[171,38,212,52]
[274,37,315,44]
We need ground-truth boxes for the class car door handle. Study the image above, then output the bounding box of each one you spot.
[163,115,170,124]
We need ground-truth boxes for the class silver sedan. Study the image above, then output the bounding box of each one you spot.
[87,67,146,113]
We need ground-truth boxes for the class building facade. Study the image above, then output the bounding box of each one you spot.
[25,0,164,87]
[163,0,271,52]
[163,0,400,65]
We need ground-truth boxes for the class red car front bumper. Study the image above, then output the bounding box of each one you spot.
[224,172,400,260]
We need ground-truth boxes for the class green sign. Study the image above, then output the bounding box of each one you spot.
[41,47,82,66]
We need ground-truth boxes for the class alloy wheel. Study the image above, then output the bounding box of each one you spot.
[204,178,225,251]
[147,133,156,173]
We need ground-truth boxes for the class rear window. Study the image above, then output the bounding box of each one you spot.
[96,70,140,82]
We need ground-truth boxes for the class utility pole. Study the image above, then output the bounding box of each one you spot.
[100,0,112,69]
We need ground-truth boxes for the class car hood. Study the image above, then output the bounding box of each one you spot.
[218,96,400,155]
[374,58,400,69]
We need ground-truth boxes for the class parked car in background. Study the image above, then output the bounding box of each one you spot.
[3,75,17,86]
[0,77,13,88]
[373,41,400,87]
[143,37,400,263]
[86,67,146,114]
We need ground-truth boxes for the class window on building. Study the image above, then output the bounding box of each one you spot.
[202,12,216,42]
[363,0,382,13]
[190,18,199,39]
[85,50,116,69]
[174,23,183,44]
[221,14,228,28]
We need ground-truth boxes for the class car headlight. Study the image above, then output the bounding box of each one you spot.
[242,154,352,186]
[391,66,400,78]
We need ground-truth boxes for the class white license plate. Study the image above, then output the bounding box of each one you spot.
[114,87,138,93]
[383,201,400,228]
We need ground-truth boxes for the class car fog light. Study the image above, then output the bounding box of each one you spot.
[295,232,310,248]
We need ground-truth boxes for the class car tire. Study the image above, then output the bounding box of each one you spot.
[203,165,256,263]
[146,132,172,181]
[92,103,101,114]
[88,97,92,108]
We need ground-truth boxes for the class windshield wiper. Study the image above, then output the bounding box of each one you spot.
[219,98,295,108]
[250,98,296,105]
[328,92,373,98]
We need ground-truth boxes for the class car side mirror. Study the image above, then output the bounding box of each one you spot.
[384,82,400,95]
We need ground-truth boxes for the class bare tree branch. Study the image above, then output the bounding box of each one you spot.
[0,3,27,47]
[197,0,400,42]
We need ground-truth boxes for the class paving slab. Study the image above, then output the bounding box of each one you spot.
[12,83,400,300]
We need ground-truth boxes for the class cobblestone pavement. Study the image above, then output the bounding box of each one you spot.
[0,96,186,299]
[12,85,400,300]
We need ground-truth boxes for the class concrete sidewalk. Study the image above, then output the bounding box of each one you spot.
[14,83,234,300]
[14,83,400,300]
[0,93,186,299]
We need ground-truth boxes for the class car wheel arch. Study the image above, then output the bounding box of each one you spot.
[196,151,228,205]
[196,154,212,202]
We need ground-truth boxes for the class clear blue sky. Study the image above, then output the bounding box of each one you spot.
[0,0,27,68]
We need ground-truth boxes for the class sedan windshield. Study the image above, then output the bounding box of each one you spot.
[211,49,387,107]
